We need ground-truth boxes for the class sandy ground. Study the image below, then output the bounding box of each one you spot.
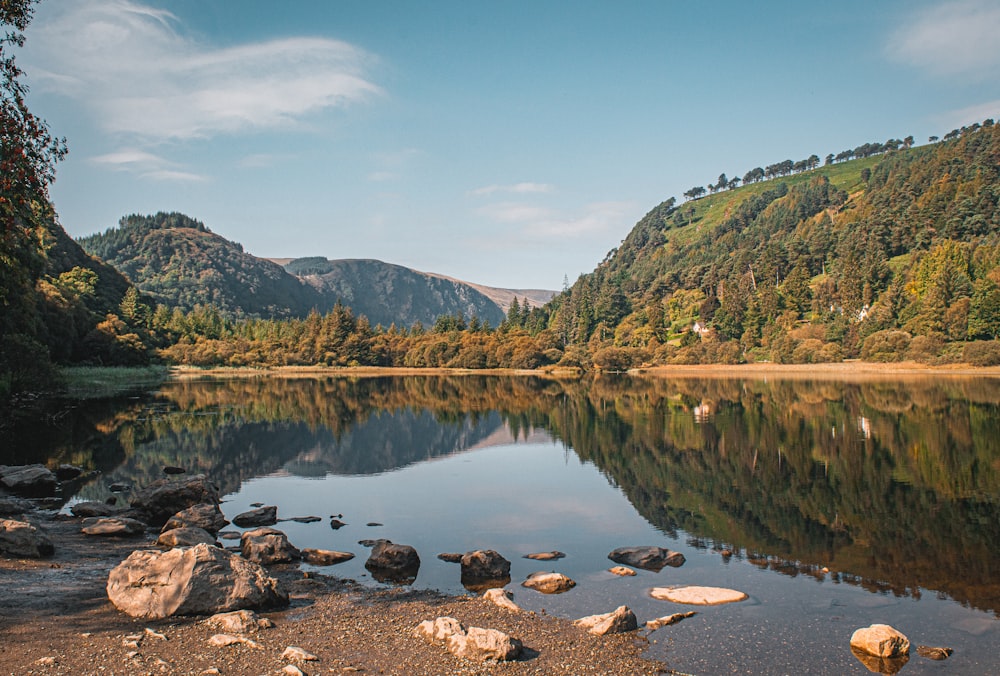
[0,516,668,676]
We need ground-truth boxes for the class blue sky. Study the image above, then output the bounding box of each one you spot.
[20,0,1000,290]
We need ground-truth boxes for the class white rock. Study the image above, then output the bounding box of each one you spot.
[483,588,521,612]
[446,626,522,662]
[203,609,274,634]
[649,585,747,605]
[608,566,637,577]
[415,616,465,643]
[282,666,305,676]
[645,611,697,630]
[850,624,910,658]
[574,605,638,635]
[207,633,262,649]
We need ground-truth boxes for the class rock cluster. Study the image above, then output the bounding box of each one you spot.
[415,616,522,662]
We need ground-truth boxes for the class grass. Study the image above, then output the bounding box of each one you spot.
[59,365,169,399]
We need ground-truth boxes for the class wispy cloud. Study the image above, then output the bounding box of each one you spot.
[470,182,555,197]
[478,201,633,238]
[91,147,208,182]
[26,0,382,141]
[937,99,1000,129]
[886,0,1000,78]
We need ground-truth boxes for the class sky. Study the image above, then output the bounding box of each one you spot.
[18,0,1000,290]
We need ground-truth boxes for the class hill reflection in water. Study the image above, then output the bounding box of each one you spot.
[32,374,1000,617]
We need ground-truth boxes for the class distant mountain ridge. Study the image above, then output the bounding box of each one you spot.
[77,213,553,327]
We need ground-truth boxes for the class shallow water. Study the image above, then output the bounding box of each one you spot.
[10,373,1000,674]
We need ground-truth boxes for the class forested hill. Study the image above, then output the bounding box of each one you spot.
[283,257,507,329]
[77,213,324,319]
[540,120,1000,366]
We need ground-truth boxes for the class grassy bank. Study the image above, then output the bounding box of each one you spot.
[59,365,170,399]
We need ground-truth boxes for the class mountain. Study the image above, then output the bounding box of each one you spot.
[281,257,509,328]
[77,213,324,319]
[542,121,1000,366]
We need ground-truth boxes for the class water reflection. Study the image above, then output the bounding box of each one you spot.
[14,373,1000,617]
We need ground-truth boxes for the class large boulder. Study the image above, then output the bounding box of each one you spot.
[0,465,57,497]
[162,503,229,535]
[0,518,54,558]
[364,540,420,584]
[232,505,277,528]
[107,543,288,619]
[574,605,638,635]
[608,546,685,572]
[130,475,220,526]
[460,550,511,591]
[240,527,301,565]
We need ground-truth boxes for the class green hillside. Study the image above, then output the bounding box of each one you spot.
[77,213,324,319]
[540,122,1000,367]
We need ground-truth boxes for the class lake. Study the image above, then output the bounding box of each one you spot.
[8,373,1000,674]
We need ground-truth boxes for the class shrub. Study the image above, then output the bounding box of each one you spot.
[963,341,1000,367]
[861,330,912,362]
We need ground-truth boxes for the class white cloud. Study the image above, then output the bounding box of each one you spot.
[886,0,1000,78]
[937,99,1000,129]
[91,147,207,181]
[25,0,381,141]
[478,201,633,238]
[470,182,555,196]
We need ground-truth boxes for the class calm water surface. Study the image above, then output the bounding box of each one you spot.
[10,374,1000,674]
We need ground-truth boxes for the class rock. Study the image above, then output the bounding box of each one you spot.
[163,466,187,475]
[448,627,522,662]
[207,634,262,649]
[460,550,511,590]
[240,527,301,565]
[850,624,910,658]
[107,542,288,619]
[162,503,229,535]
[650,585,747,605]
[282,666,305,676]
[70,501,121,518]
[358,539,382,547]
[367,522,382,527]
[232,505,278,528]
[364,540,420,584]
[0,465,57,497]
[282,646,318,661]
[437,552,463,563]
[574,605,637,635]
[301,548,354,566]
[483,588,521,612]
[645,611,697,630]
[158,526,217,548]
[329,518,347,529]
[55,464,84,481]
[522,571,576,594]
[608,565,637,577]
[284,515,321,524]
[218,530,242,540]
[130,475,220,526]
[608,546,685,572]
[109,483,132,493]
[524,551,565,560]
[203,609,275,633]
[0,518,54,557]
[416,616,465,643]
[851,648,909,674]
[81,516,147,537]
[0,496,35,516]
[916,645,953,660]
[416,617,521,662]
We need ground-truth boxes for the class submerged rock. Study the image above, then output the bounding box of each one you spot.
[524,551,565,561]
[649,585,747,605]
[107,543,288,619]
[301,548,354,566]
[365,540,420,584]
[522,571,576,594]
[608,565,637,577]
[645,611,697,630]
[608,546,685,572]
[232,505,278,528]
[916,645,953,660]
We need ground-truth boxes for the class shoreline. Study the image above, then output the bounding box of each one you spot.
[0,515,666,675]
